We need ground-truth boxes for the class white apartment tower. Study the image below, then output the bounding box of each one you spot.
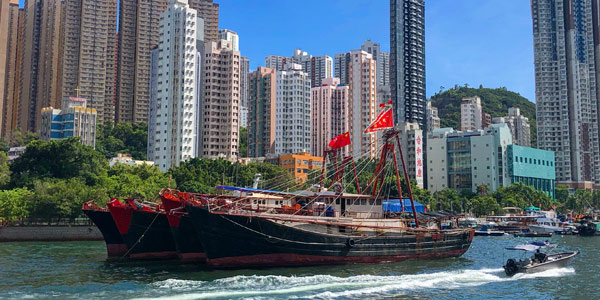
[360,40,390,88]
[461,96,483,131]
[274,63,311,154]
[426,101,440,133]
[492,107,531,147]
[148,0,204,172]
[200,40,241,159]
[218,29,239,51]
[311,77,350,157]
[265,49,333,88]
[347,50,378,159]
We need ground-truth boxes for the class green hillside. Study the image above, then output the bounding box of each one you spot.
[429,85,537,146]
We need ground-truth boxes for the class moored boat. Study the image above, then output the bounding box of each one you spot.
[186,203,474,268]
[81,201,127,257]
[107,198,177,260]
[185,128,475,268]
[474,225,506,236]
[159,189,206,262]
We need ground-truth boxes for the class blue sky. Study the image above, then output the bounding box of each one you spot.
[20,0,535,102]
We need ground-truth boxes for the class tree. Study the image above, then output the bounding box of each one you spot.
[96,122,148,160]
[0,188,33,223]
[102,164,171,201]
[239,127,248,158]
[171,158,294,194]
[555,185,569,203]
[10,128,39,147]
[0,152,10,188]
[9,137,108,188]
[470,196,500,216]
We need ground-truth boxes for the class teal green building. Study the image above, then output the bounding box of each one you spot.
[507,145,555,199]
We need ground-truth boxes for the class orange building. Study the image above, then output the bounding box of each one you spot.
[278,152,323,183]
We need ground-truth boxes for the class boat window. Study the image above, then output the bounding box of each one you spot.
[376,199,382,205]
[361,199,366,205]
[347,199,353,205]
[253,200,257,204]
[336,199,340,205]
[369,199,375,206]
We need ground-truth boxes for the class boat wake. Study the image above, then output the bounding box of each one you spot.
[134,267,574,300]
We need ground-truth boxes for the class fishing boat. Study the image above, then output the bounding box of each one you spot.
[503,241,578,276]
[81,201,128,257]
[185,126,475,268]
[159,189,207,262]
[107,198,177,260]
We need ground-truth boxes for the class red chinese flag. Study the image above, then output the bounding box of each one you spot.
[328,132,351,149]
[364,108,394,133]
[387,100,393,105]
[379,103,385,108]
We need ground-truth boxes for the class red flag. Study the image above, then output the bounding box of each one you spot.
[387,100,392,104]
[328,132,351,149]
[379,103,385,108]
[364,108,394,133]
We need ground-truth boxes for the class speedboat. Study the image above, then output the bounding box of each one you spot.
[474,225,506,236]
[503,241,578,276]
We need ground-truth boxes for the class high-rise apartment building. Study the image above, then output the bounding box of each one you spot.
[531,0,600,187]
[347,50,378,159]
[274,63,311,154]
[148,0,204,171]
[116,0,167,123]
[390,0,426,128]
[218,29,238,51]
[361,40,390,88]
[0,0,22,137]
[265,49,332,88]
[460,96,483,131]
[311,77,350,157]
[492,107,531,147]
[239,56,249,127]
[333,52,349,85]
[426,101,440,133]
[61,0,118,123]
[188,0,218,41]
[248,67,276,157]
[18,0,65,133]
[199,40,241,159]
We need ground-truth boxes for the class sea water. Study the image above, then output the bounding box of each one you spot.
[0,235,597,299]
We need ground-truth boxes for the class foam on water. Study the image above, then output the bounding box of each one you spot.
[133,267,575,300]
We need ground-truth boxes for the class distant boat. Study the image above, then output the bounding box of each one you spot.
[474,225,506,236]
[503,241,578,276]
[529,217,563,234]
[513,232,553,238]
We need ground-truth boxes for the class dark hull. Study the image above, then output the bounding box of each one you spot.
[168,215,206,262]
[82,209,127,257]
[108,203,178,260]
[475,231,505,236]
[186,205,474,268]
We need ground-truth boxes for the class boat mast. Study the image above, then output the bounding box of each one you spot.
[395,133,419,227]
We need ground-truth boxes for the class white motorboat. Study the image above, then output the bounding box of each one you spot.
[529,217,563,233]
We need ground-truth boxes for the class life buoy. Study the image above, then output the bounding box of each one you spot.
[346,238,355,247]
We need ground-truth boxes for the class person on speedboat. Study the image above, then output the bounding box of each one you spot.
[533,249,546,263]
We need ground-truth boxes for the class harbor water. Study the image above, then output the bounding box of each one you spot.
[0,235,598,299]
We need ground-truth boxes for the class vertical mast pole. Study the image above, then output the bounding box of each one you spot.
[395,134,419,227]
